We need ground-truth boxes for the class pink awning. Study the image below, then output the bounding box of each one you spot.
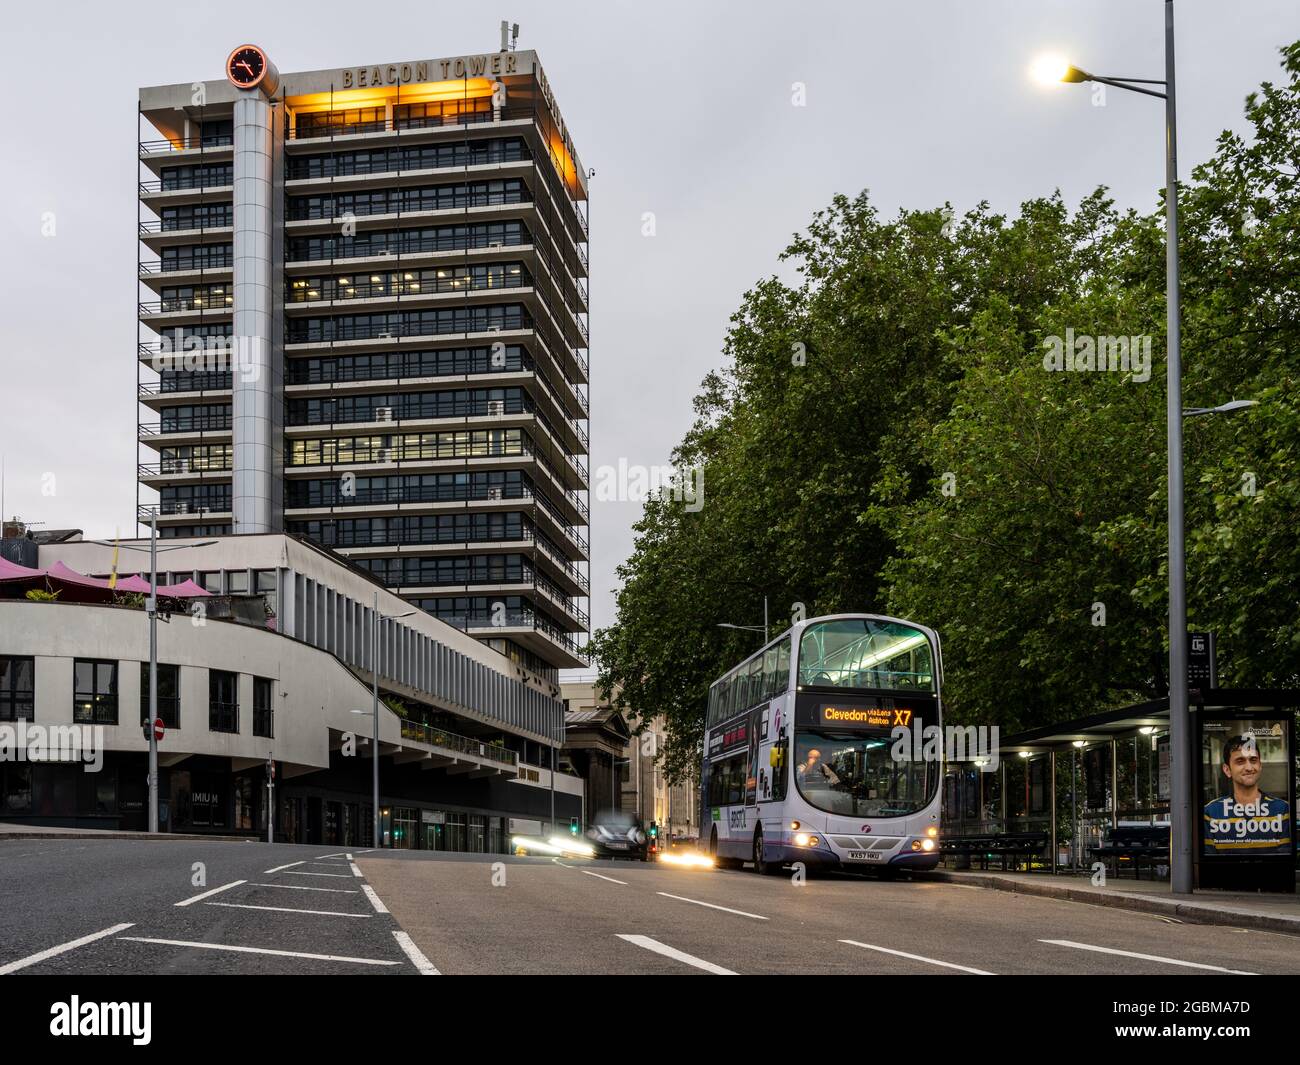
[0,557,46,582]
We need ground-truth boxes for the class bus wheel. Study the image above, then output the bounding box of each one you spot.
[753,826,781,875]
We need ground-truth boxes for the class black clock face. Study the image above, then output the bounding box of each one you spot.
[227,46,266,87]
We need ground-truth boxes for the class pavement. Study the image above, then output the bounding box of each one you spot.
[357,850,1300,975]
[933,868,1300,933]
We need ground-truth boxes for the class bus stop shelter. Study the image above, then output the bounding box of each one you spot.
[941,689,1299,884]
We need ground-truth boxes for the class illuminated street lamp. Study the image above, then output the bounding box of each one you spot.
[1033,2,1198,892]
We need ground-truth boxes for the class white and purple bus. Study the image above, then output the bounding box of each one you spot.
[702,614,943,874]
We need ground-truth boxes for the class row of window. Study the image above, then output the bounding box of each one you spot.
[160,404,230,432]
[293,98,492,138]
[287,263,527,302]
[290,511,527,548]
[286,304,530,343]
[0,656,272,736]
[286,427,527,467]
[286,138,526,180]
[285,469,527,508]
[286,178,526,220]
[286,386,527,426]
[706,637,793,728]
[157,445,231,472]
[284,343,526,384]
[286,220,526,263]
[160,203,232,231]
[160,243,232,271]
[340,552,530,587]
[158,162,233,189]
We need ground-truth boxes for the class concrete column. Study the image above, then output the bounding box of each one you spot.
[231,93,283,532]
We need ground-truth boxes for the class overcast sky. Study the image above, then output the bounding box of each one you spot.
[1,0,1295,647]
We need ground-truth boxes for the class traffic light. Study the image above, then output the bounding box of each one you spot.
[648,821,658,838]
[569,816,580,836]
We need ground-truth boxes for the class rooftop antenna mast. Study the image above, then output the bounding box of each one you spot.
[500,20,519,52]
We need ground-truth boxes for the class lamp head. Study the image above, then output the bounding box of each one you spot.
[1031,54,1090,86]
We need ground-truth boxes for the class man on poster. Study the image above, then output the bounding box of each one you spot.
[1203,734,1291,853]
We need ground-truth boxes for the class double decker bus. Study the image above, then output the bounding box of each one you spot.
[701,613,943,874]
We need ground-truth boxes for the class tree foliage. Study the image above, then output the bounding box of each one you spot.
[592,42,1300,778]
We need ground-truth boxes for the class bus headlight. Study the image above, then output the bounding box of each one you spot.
[921,837,935,852]
[927,826,939,838]
[911,839,923,851]
[793,833,820,847]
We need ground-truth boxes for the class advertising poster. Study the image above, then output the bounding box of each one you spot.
[1200,719,1292,856]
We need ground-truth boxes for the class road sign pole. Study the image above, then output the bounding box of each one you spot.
[148,509,159,834]
[266,753,275,844]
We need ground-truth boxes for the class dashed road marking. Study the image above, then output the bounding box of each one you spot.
[175,880,247,907]
[839,939,994,975]
[616,934,737,975]
[362,885,389,913]
[282,871,353,878]
[0,923,135,975]
[119,937,400,967]
[582,870,628,885]
[349,862,364,878]
[656,892,768,920]
[264,861,307,874]
[248,883,359,893]
[205,902,371,918]
[1039,939,1255,974]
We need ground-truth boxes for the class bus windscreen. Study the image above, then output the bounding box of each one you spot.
[797,618,934,692]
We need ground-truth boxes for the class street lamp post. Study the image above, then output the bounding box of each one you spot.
[1033,0,1196,893]
[92,519,215,834]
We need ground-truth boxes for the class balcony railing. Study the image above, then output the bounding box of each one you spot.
[139,177,233,194]
[138,375,233,396]
[139,418,232,436]
[398,720,517,767]
[139,135,234,154]
[137,501,231,519]
[138,460,232,477]
[139,295,234,314]
[140,218,233,235]
[285,229,530,264]
[139,256,233,274]
[287,105,539,141]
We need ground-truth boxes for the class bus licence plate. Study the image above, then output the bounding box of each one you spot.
[845,850,886,862]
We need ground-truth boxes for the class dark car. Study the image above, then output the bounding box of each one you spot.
[586,810,650,860]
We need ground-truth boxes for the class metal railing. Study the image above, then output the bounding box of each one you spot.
[139,177,233,194]
[139,135,234,154]
[285,228,529,264]
[399,720,517,767]
[138,460,232,477]
[440,609,585,655]
[139,256,233,275]
[139,295,234,314]
[285,310,532,344]
[139,218,233,235]
[138,418,232,436]
[137,502,231,519]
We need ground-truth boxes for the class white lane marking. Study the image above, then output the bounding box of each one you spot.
[362,885,389,913]
[582,870,628,885]
[393,931,440,975]
[205,902,371,918]
[282,871,353,878]
[119,937,399,967]
[175,880,247,907]
[248,883,359,893]
[656,892,768,920]
[315,852,345,859]
[839,940,994,975]
[1039,939,1256,974]
[0,923,135,975]
[264,861,306,874]
[346,852,354,860]
[349,862,364,878]
[616,934,737,975]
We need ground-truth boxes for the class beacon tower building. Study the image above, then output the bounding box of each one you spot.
[137,43,590,687]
